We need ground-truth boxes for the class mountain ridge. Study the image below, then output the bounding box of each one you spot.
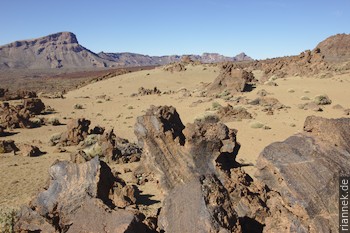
[0,32,253,70]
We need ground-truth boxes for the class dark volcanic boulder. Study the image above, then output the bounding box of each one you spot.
[23,98,45,115]
[255,116,350,233]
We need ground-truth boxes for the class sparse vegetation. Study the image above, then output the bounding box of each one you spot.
[0,207,18,233]
[314,94,332,105]
[211,102,222,110]
[73,103,83,109]
[250,121,264,129]
[47,116,61,126]
[300,96,310,100]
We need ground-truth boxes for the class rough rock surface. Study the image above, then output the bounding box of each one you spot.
[135,105,242,232]
[19,144,44,157]
[163,62,186,72]
[59,118,91,146]
[0,102,33,129]
[207,62,255,95]
[255,116,350,233]
[0,140,19,153]
[15,157,147,232]
[135,87,162,96]
[316,33,350,62]
[23,98,45,115]
[216,104,253,122]
[0,89,37,101]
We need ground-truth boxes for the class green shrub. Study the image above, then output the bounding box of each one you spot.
[0,207,18,233]
[314,94,332,105]
[250,121,264,129]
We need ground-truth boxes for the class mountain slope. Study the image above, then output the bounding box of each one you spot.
[0,32,109,69]
[0,32,253,70]
[316,33,350,62]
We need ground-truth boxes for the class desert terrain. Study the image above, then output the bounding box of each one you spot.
[1,33,350,232]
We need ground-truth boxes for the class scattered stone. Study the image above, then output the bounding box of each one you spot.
[163,62,186,72]
[0,140,19,153]
[332,104,344,110]
[19,144,44,157]
[256,89,269,97]
[216,104,252,122]
[23,98,45,115]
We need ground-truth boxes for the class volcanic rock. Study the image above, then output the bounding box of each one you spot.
[0,140,19,153]
[0,102,33,129]
[316,33,350,62]
[134,105,242,232]
[136,87,162,96]
[163,62,186,72]
[16,157,147,232]
[255,116,350,232]
[216,104,253,122]
[207,62,255,96]
[60,118,91,146]
[23,98,45,115]
[19,144,44,157]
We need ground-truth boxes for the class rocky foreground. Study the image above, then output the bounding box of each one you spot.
[12,104,349,232]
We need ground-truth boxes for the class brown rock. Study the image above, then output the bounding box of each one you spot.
[23,98,45,115]
[207,63,255,95]
[17,157,147,232]
[163,62,186,72]
[134,105,241,232]
[19,144,44,157]
[216,104,253,122]
[60,118,90,146]
[0,102,33,129]
[0,140,19,153]
[255,116,350,232]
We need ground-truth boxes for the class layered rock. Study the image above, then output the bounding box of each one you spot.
[255,116,350,232]
[134,105,242,232]
[15,157,147,232]
[316,33,350,62]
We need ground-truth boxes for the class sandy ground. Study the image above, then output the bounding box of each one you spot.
[1,64,349,212]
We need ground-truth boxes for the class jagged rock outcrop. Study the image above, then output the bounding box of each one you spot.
[59,118,91,146]
[0,102,33,129]
[163,62,187,72]
[23,98,45,115]
[0,140,19,153]
[255,116,350,232]
[207,62,256,96]
[133,87,162,96]
[0,89,37,101]
[15,157,148,232]
[134,105,242,232]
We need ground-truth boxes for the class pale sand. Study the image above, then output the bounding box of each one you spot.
[1,64,349,209]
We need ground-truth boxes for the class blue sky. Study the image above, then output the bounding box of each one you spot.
[0,0,349,59]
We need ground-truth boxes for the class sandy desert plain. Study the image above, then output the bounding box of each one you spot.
[1,33,350,232]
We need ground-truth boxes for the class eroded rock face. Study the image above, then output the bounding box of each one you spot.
[0,102,33,129]
[135,105,242,232]
[23,98,45,115]
[60,118,91,146]
[0,140,19,153]
[255,116,350,232]
[16,157,147,232]
[207,63,255,96]
[163,62,186,72]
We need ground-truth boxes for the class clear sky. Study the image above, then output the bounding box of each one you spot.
[0,0,349,59]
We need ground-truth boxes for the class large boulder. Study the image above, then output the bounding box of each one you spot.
[60,118,91,146]
[255,116,350,232]
[0,102,33,129]
[23,98,45,115]
[15,157,148,232]
[134,105,242,232]
[207,63,255,96]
